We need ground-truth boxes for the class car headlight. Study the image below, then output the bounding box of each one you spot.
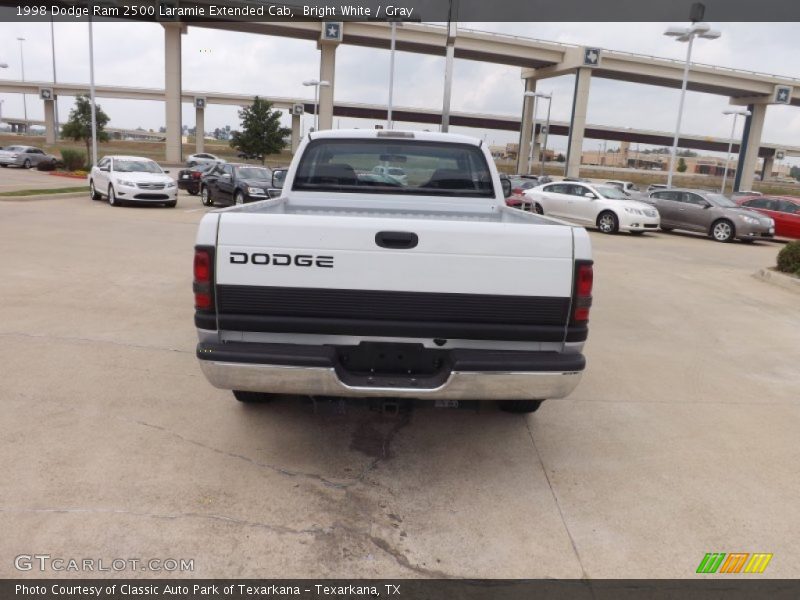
[116,179,136,187]
[247,186,266,196]
[166,181,176,188]
[624,207,643,215]
[740,215,760,225]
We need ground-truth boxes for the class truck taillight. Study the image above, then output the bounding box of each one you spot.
[572,261,593,323]
[193,247,214,310]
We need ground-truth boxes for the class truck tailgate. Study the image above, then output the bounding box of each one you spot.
[210,210,577,342]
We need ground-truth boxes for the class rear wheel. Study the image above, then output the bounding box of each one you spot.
[233,390,276,403]
[23,159,31,169]
[660,226,673,232]
[710,219,735,243]
[201,186,213,206]
[187,188,199,196]
[164,200,177,208]
[534,203,544,215]
[597,211,619,234]
[499,400,543,414]
[235,191,245,205]
[89,180,102,200]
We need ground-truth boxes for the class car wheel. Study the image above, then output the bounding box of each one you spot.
[740,238,755,244]
[164,200,177,208]
[23,159,31,169]
[660,226,673,232]
[630,231,645,236]
[201,186,213,206]
[235,191,245,205]
[710,219,735,243]
[534,203,544,215]
[89,180,102,201]
[0,163,7,168]
[499,400,543,414]
[233,390,275,403]
[187,188,199,196]
[188,161,196,167]
[108,185,118,207]
[597,211,619,234]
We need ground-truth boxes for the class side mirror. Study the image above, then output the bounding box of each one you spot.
[163,170,170,174]
[584,192,596,199]
[221,173,231,179]
[272,169,287,189]
[100,166,110,172]
[500,175,512,198]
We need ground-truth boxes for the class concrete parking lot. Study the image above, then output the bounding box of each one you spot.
[0,165,80,193]
[1,193,798,579]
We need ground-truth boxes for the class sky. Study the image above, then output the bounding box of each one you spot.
[1,20,799,163]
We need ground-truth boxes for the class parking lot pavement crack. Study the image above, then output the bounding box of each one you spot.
[525,419,589,580]
[0,331,192,354]
[0,507,330,537]
[364,533,451,578]
[133,419,356,490]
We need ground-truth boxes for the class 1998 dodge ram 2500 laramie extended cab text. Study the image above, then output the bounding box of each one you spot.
[194,130,593,413]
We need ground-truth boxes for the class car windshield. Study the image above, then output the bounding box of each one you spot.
[595,185,629,200]
[114,159,162,173]
[706,193,737,207]
[236,167,270,180]
[293,138,494,197]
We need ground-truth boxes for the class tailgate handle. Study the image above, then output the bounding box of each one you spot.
[375,231,418,250]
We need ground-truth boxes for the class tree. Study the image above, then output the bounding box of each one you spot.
[230,97,290,164]
[790,165,800,181]
[556,153,566,163]
[677,157,687,173]
[60,95,110,161]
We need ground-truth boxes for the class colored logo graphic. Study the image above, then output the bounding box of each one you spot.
[696,553,773,574]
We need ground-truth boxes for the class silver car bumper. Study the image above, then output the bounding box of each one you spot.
[198,360,583,401]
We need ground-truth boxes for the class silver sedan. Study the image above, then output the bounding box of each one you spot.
[0,145,54,169]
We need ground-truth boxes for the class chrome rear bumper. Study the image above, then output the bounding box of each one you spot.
[198,360,583,401]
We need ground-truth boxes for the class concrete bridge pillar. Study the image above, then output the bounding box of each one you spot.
[734,104,766,191]
[761,154,775,181]
[163,23,186,163]
[10,123,16,133]
[291,112,301,154]
[195,105,205,154]
[44,99,56,144]
[565,68,592,178]
[317,42,338,131]
[516,78,536,174]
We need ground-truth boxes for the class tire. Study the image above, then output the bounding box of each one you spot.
[165,200,177,208]
[89,180,102,200]
[235,191,245,205]
[499,400,543,414]
[188,161,196,167]
[108,185,119,207]
[0,163,7,167]
[710,219,735,243]
[740,238,755,244]
[187,188,199,196]
[630,230,645,236]
[23,159,31,169]
[201,186,213,207]
[597,211,619,234]
[534,203,544,215]
[233,390,276,403]
[660,226,673,232]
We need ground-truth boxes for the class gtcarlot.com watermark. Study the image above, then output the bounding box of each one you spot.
[15,554,194,573]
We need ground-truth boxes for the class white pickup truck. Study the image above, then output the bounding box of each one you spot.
[193,129,593,413]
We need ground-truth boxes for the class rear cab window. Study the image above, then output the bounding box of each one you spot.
[292,138,494,197]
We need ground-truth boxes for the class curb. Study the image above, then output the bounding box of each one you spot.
[0,191,87,203]
[754,267,800,293]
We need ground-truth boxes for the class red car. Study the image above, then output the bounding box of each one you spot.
[505,176,539,210]
[735,195,800,239]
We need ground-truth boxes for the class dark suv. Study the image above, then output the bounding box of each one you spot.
[200,163,274,206]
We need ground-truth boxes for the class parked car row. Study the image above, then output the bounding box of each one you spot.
[516,180,781,242]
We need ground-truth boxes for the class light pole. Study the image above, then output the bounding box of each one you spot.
[17,37,27,127]
[524,90,552,176]
[88,19,98,166]
[720,108,750,194]
[663,22,720,188]
[302,79,330,131]
[50,17,59,140]
[0,64,5,124]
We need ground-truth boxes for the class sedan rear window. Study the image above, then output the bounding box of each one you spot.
[293,139,494,197]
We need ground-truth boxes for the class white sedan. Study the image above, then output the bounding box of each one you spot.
[186,153,224,167]
[524,181,660,235]
[88,156,178,207]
